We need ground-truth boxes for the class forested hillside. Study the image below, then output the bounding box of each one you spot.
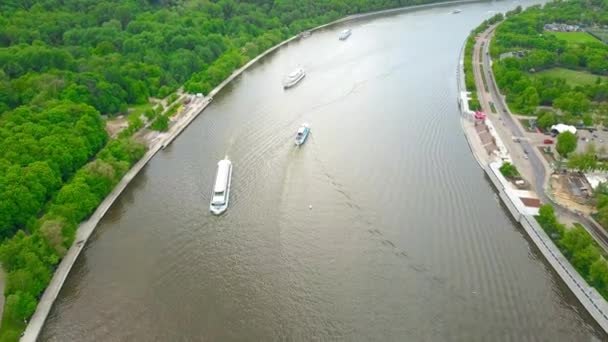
[0,0,454,339]
[0,0,431,115]
[491,0,608,121]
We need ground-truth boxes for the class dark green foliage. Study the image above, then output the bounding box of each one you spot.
[151,114,169,132]
[0,102,107,237]
[492,0,608,116]
[556,131,577,158]
[0,138,145,338]
[499,162,519,179]
[536,205,608,299]
[0,0,452,114]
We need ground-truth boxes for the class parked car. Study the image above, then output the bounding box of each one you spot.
[543,139,554,144]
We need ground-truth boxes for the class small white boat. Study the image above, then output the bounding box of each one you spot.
[452,9,461,14]
[283,68,305,88]
[295,123,310,146]
[339,29,352,40]
[209,158,232,215]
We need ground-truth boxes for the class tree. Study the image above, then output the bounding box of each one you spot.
[537,111,557,130]
[567,143,597,172]
[590,259,608,296]
[556,131,577,159]
[40,219,67,257]
[499,162,520,179]
[151,114,169,132]
[5,291,36,322]
[537,204,565,238]
[583,113,593,127]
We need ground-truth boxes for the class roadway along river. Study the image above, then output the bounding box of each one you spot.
[41,1,606,340]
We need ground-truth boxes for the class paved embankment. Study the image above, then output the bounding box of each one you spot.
[20,1,493,340]
[457,32,608,334]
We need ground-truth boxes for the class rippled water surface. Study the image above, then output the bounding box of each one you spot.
[41,1,606,340]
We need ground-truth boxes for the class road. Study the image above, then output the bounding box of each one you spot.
[473,24,608,251]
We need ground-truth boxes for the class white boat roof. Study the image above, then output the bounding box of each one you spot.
[214,159,231,192]
[288,68,303,78]
[297,126,307,134]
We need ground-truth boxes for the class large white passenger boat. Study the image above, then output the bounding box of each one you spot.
[209,158,232,215]
[283,68,305,88]
[339,29,352,40]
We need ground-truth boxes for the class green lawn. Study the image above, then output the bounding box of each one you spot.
[550,31,600,45]
[531,68,607,86]
[128,102,152,117]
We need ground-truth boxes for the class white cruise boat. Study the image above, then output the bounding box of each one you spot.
[339,29,352,40]
[209,158,232,215]
[452,9,461,14]
[283,68,305,88]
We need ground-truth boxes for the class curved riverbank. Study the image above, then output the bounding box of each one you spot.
[19,1,488,340]
[456,21,608,335]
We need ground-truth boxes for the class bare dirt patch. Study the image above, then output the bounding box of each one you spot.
[550,174,594,214]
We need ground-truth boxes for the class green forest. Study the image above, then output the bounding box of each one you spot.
[0,0,459,339]
[491,0,608,125]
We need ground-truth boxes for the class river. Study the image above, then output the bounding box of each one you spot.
[40,1,606,340]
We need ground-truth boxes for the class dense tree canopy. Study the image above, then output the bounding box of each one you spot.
[492,0,608,121]
[0,102,107,237]
[536,204,608,300]
[0,0,449,116]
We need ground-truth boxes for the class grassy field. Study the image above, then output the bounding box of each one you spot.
[550,31,600,45]
[531,68,606,86]
[128,102,153,117]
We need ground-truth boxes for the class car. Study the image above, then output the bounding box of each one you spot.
[543,139,554,144]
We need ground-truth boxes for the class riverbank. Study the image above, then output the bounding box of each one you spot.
[457,22,608,334]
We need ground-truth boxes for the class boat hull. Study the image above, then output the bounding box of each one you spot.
[283,73,306,89]
[295,128,310,146]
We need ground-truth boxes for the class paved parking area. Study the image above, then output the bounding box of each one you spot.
[576,128,608,155]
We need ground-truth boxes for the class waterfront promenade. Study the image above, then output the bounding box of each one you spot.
[458,23,608,333]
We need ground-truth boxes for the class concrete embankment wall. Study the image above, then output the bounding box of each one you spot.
[20,1,490,340]
[456,33,608,334]
[520,214,608,332]
[21,139,165,341]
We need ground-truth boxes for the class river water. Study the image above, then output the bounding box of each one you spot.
[41,1,606,340]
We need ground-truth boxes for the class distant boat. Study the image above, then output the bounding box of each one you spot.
[209,158,232,215]
[283,68,305,89]
[339,29,352,40]
[295,123,310,146]
[452,9,462,14]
